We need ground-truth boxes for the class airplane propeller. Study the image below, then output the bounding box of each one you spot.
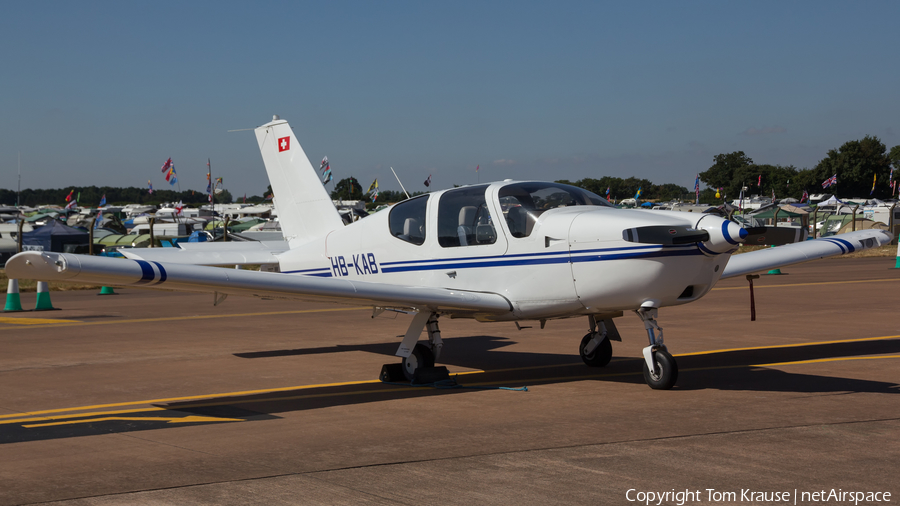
[622,226,711,245]
[741,226,808,246]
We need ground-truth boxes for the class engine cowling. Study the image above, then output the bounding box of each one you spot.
[694,215,747,255]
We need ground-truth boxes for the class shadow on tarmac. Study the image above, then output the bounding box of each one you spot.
[3,336,897,445]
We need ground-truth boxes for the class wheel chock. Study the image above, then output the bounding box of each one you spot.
[4,279,24,312]
[412,366,451,385]
[379,363,406,383]
[98,286,118,295]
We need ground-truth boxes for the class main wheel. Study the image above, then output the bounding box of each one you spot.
[580,333,613,367]
[402,343,435,381]
[642,349,678,390]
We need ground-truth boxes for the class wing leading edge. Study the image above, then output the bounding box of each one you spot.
[721,229,893,279]
[120,241,288,266]
[5,252,513,316]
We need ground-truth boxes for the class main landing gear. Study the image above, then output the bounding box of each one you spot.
[635,307,678,390]
[579,315,614,367]
[379,311,445,382]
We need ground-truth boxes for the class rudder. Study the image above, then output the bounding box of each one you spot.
[255,116,344,247]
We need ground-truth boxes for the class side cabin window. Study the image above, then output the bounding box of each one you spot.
[389,195,428,245]
[437,185,497,248]
[498,182,613,238]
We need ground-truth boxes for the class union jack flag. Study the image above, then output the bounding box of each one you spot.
[161,157,172,173]
[800,190,809,203]
[821,174,837,188]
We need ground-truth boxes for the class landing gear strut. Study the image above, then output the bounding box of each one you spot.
[580,315,613,367]
[635,307,678,389]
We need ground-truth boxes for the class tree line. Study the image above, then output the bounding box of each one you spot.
[4,136,899,208]
[700,137,900,202]
[0,186,238,207]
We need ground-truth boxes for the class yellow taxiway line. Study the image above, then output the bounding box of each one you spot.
[0,306,370,329]
[0,317,83,325]
[674,334,900,357]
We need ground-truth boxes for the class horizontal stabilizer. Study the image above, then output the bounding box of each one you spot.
[5,252,513,315]
[120,241,288,266]
[721,229,892,279]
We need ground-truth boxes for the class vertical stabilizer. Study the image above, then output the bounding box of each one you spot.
[255,116,344,247]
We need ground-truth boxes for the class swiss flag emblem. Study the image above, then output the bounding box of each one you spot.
[278,136,290,152]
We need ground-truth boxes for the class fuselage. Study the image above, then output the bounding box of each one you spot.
[277,181,738,321]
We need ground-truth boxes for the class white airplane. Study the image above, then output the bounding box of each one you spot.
[5,116,893,389]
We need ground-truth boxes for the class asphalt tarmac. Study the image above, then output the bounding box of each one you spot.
[1,256,898,505]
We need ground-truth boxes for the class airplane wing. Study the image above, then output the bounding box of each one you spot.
[119,241,288,266]
[4,251,513,316]
[721,229,893,279]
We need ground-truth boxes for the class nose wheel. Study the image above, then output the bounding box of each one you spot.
[641,348,678,389]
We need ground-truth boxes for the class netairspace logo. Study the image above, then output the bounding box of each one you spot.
[626,488,892,505]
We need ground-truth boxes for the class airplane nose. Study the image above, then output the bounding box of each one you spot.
[696,216,747,255]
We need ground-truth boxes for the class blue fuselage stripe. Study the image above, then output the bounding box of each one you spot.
[379,248,703,274]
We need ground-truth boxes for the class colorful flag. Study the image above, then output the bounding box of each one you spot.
[148,180,154,194]
[758,175,762,187]
[99,194,106,207]
[320,156,328,172]
[215,177,222,186]
[893,180,897,196]
[605,187,610,198]
[424,175,432,187]
[800,190,809,203]
[870,173,877,195]
[475,165,479,172]
[821,174,837,188]
[694,174,700,204]
[175,201,183,216]
[322,165,333,184]
[94,211,102,229]
[634,187,642,199]
[161,157,172,173]
[367,179,379,202]
[65,189,74,202]
[65,199,77,210]
[266,193,273,200]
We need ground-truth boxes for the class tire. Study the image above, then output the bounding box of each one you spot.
[402,343,435,381]
[642,349,678,390]
[580,333,613,367]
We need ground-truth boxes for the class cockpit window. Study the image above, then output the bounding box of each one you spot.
[498,182,613,238]
[437,185,497,247]
[389,195,428,245]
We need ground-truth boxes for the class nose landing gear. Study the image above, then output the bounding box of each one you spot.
[636,307,678,389]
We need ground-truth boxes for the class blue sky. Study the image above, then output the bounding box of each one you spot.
[1,1,898,200]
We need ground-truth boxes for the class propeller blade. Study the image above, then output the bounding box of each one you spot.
[742,226,807,246]
[623,226,711,245]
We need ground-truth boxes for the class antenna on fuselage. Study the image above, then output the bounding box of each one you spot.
[390,167,411,200]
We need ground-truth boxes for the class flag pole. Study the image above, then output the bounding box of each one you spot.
[390,167,411,200]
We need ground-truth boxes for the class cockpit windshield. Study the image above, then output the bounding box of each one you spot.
[498,182,613,238]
